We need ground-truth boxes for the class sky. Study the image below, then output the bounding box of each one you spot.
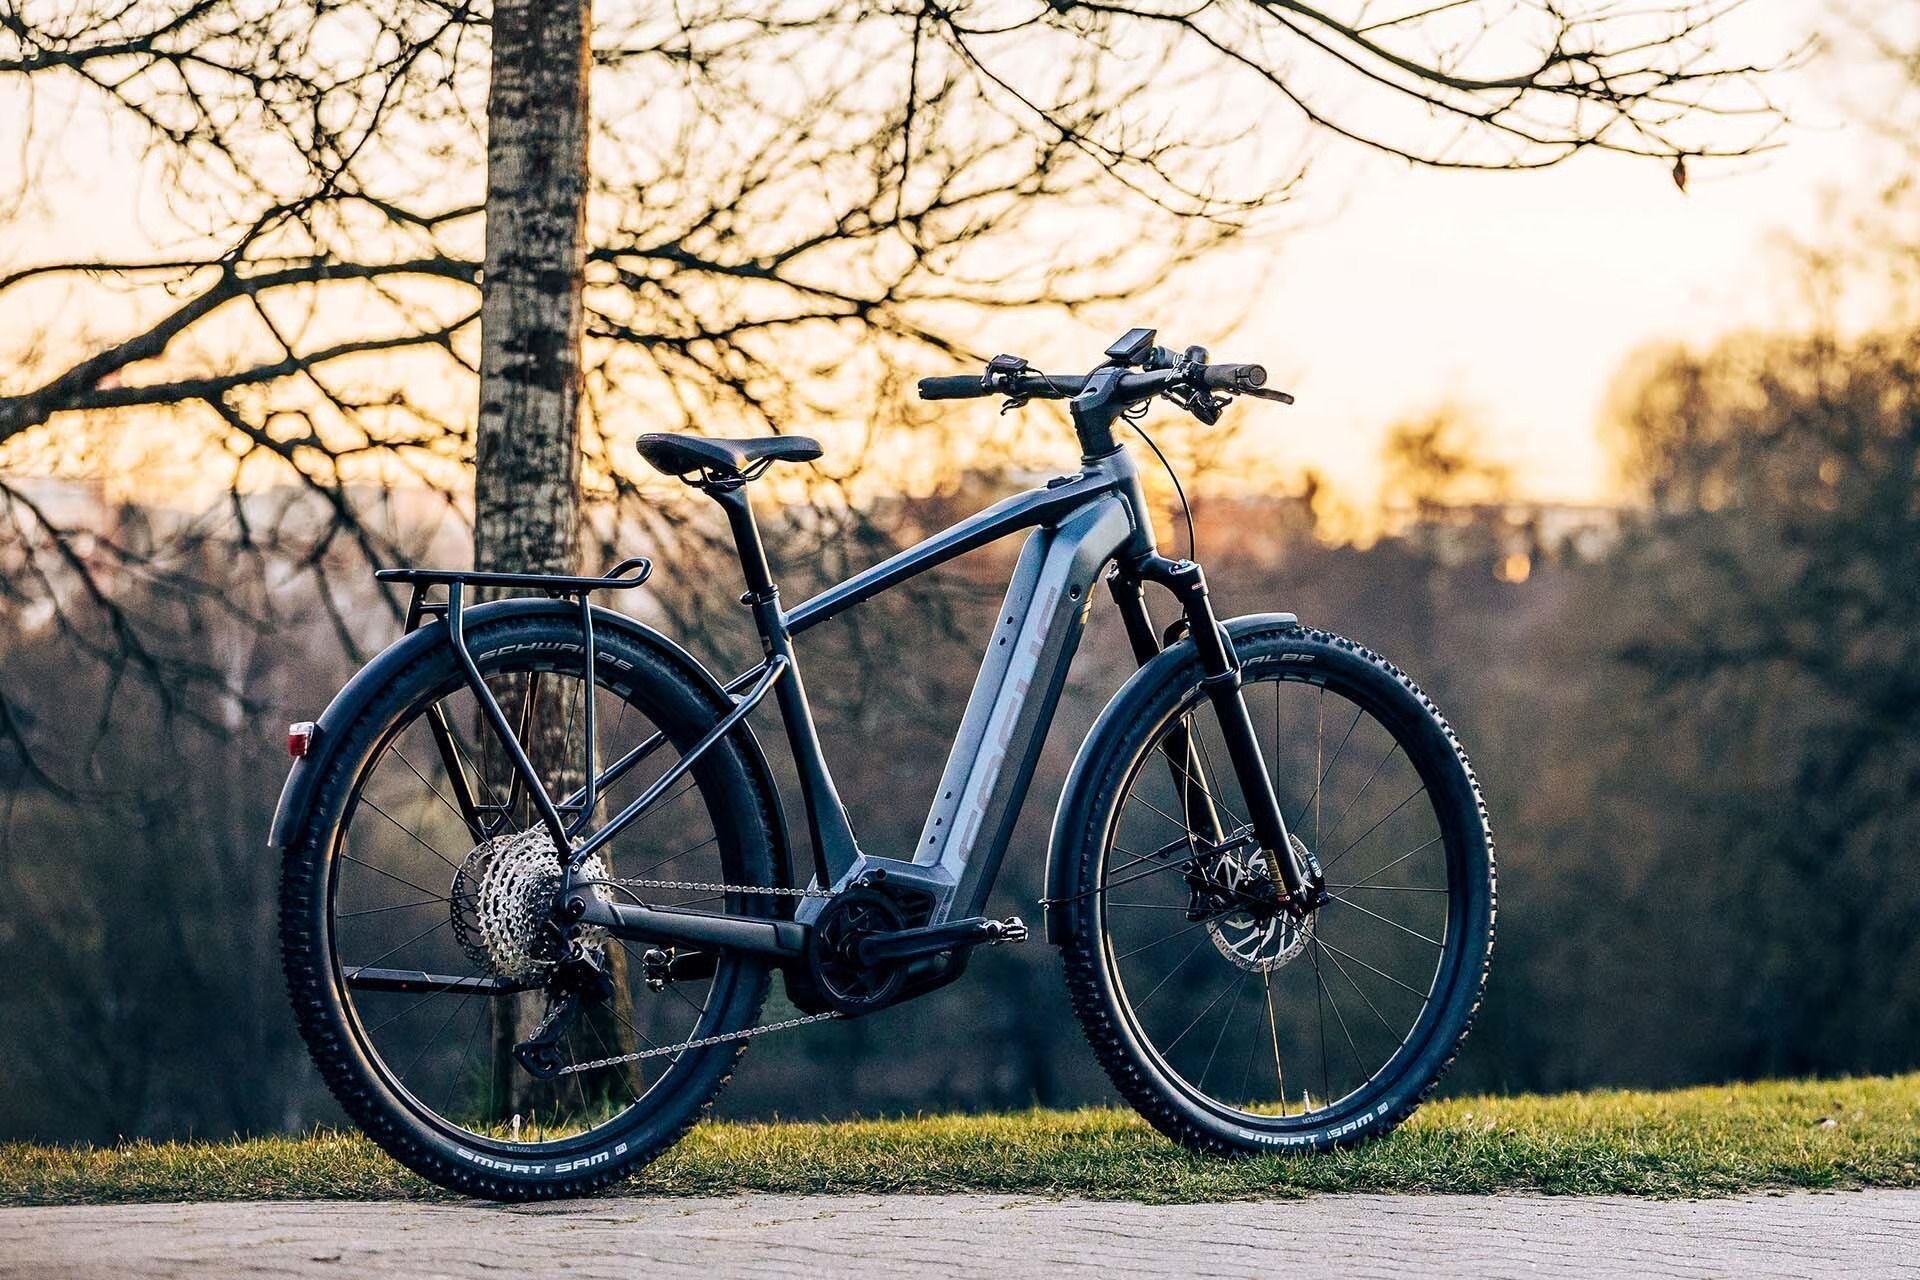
[1195,3,1892,507]
[0,2,1903,515]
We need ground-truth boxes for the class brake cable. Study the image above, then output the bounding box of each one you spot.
[1124,400,1199,564]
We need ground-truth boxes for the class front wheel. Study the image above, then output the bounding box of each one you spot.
[1059,623,1494,1153]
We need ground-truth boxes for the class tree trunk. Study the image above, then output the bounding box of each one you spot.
[474,0,635,1120]
[473,0,589,576]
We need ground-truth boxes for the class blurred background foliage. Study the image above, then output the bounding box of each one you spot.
[2,4,1917,1142]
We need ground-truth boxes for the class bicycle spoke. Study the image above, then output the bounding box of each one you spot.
[1322,895,1444,948]
[1190,726,1248,832]
[360,797,460,871]
[1311,940,1331,1110]
[1166,974,1239,1053]
[584,1018,642,1108]
[393,747,468,828]
[1116,917,1209,962]
[1331,883,1447,893]
[1097,854,1201,899]
[329,658,745,1156]
[1313,685,1324,847]
[1293,704,1363,832]
[336,896,455,920]
[353,915,455,973]
[1312,947,1368,1077]
[1262,970,1285,1112]
[1127,788,1204,838]
[443,995,491,1120]
[1097,658,1473,1135]
[1322,740,1398,849]
[1132,933,1213,1008]
[397,989,476,1085]
[1324,784,1428,873]
[1318,938,1401,1038]
[1317,937,1433,1002]
[1333,835,1443,891]
[1200,981,1245,1092]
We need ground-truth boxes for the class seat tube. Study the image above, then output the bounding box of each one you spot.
[709,483,861,887]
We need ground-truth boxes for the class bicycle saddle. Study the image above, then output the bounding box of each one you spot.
[635,432,822,481]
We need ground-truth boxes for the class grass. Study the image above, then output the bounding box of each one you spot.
[4,1074,1919,1206]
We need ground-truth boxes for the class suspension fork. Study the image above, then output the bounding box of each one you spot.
[1115,557,1322,905]
[1109,568,1223,847]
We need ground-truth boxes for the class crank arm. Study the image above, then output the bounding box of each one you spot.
[855,915,1028,966]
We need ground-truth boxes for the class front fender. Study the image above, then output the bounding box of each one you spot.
[268,599,788,888]
[1042,611,1298,945]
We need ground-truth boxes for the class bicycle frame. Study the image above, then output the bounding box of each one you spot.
[383,442,1302,969]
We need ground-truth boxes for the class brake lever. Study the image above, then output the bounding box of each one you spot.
[1162,383,1224,425]
[1240,385,1295,405]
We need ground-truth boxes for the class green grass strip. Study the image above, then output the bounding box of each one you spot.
[5,1074,1918,1205]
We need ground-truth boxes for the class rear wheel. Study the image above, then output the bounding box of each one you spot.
[1060,624,1494,1152]
[281,611,779,1200]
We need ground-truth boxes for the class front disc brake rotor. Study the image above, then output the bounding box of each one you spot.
[1204,834,1315,973]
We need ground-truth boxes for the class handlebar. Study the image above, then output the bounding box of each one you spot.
[915,346,1289,412]
[916,372,1091,401]
[1198,363,1266,391]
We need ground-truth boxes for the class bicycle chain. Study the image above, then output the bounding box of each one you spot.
[554,874,840,1075]
[558,1009,841,1075]
[591,876,834,899]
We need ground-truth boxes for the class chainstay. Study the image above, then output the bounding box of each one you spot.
[558,1009,841,1074]
[556,876,838,1073]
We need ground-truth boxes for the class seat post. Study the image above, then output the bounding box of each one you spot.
[707,481,778,603]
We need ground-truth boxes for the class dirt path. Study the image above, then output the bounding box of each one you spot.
[5,1190,1916,1278]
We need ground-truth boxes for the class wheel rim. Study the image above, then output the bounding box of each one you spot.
[324,657,751,1153]
[1097,660,1466,1127]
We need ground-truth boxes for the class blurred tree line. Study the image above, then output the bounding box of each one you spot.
[3,3,1909,1142]
[6,244,1918,1134]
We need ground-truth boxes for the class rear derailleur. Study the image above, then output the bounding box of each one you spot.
[512,943,617,1081]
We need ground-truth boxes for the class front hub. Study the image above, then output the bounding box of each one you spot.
[1186,833,1319,972]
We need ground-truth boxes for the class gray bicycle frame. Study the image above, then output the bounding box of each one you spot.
[567,448,1156,943]
[404,440,1298,970]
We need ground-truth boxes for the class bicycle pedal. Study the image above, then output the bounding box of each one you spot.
[987,916,1029,945]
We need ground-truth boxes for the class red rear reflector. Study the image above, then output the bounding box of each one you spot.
[288,721,318,758]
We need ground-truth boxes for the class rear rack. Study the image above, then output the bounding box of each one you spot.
[378,556,652,629]
[373,555,654,854]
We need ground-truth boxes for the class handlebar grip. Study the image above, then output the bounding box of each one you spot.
[1199,363,1267,390]
[917,375,991,400]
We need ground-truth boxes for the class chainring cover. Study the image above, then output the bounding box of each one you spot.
[803,887,909,1015]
